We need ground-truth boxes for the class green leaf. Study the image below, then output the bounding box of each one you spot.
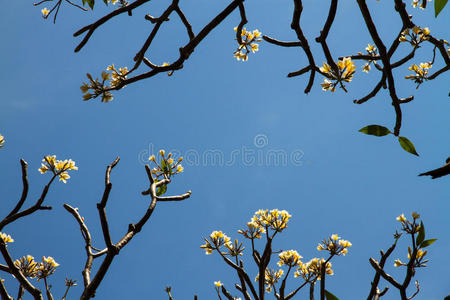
[420,238,437,248]
[156,184,167,196]
[87,0,95,9]
[161,159,169,173]
[325,290,340,300]
[359,125,391,137]
[435,0,448,17]
[416,221,425,246]
[398,136,419,156]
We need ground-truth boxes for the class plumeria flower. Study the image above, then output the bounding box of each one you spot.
[14,256,39,278]
[278,250,303,267]
[148,150,184,179]
[41,8,50,17]
[0,232,14,244]
[405,62,432,88]
[38,155,78,183]
[319,57,356,92]
[37,256,59,281]
[233,28,262,61]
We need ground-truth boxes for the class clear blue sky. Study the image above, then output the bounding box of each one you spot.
[1,0,449,299]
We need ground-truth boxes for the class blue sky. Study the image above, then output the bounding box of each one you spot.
[1,0,449,299]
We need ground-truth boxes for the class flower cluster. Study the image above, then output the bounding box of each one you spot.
[250,209,292,233]
[13,255,59,281]
[411,0,432,9]
[65,278,77,288]
[396,212,421,234]
[394,246,429,268]
[317,234,352,256]
[201,231,232,255]
[277,250,303,267]
[405,62,432,88]
[14,255,39,278]
[80,72,114,103]
[37,256,60,281]
[107,64,129,88]
[149,150,184,179]
[238,220,266,239]
[294,258,333,281]
[0,134,4,148]
[357,44,378,73]
[319,57,356,92]
[255,268,284,293]
[38,155,78,183]
[394,212,434,269]
[0,232,14,244]
[233,28,262,61]
[399,26,430,47]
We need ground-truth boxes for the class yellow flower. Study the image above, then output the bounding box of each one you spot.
[177,164,184,173]
[200,241,214,254]
[0,134,4,148]
[14,255,39,278]
[394,259,405,267]
[399,35,408,42]
[44,155,56,165]
[55,160,67,171]
[167,158,174,165]
[233,27,261,61]
[412,212,420,219]
[320,79,335,92]
[338,240,352,248]
[43,256,59,268]
[214,281,222,287]
[412,26,421,34]
[419,62,431,69]
[159,149,165,156]
[101,71,111,81]
[58,172,70,183]
[416,249,427,259]
[365,44,376,53]
[362,63,371,73]
[396,214,406,223]
[319,62,332,74]
[38,164,49,174]
[252,30,262,38]
[0,232,14,243]
[41,8,50,17]
[278,250,303,267]
[250,43,259,53]
[149,155,156,162]
[66,159,78,170]
[331,234,339,241]
[37,256,59,281]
